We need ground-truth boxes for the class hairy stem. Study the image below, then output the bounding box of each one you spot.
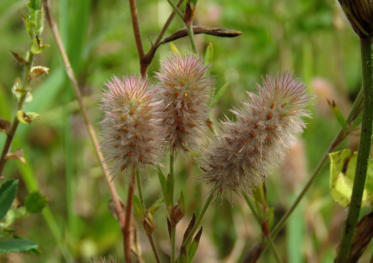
[124,166,137,263]
[242,192,282,263]
[0,51,34,175]
[42,0,127,256]
[335,37,373,263]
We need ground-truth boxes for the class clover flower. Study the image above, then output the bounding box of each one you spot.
[202,73,310,193]
[156,55,213,151]
[100,76,163,173]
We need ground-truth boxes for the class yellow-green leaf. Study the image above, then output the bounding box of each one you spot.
[329,149,373,207]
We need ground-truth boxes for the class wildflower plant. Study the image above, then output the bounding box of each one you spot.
[100,76,163,173]
[156,54,213,152]
[203,74,310,193]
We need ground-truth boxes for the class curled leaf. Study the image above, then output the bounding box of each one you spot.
[10,51,27,65]
[6,149,26,165]
[29,66,49,79]
[329,149,373,207]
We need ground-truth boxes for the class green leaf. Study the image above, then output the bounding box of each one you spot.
[0,179,18,220]
[157,167,169,207]
[329,149,373,207]
[148,198,164,214]
[210,82,229,107]
[0,239,38,253]
[187,227,203,263]
[327,100,347,130]
[133,195,144,219]
[204,42,214,64]
[25,191,47,213]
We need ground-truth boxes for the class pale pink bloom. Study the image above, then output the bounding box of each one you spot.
[156,55,213,151]
[100,76,163,173]
[202,73,311,193]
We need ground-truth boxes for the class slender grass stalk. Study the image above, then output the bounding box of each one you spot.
[169,151,176,263]
[242,191,282,263]
[335,37,373,263]
[0,51,34,175]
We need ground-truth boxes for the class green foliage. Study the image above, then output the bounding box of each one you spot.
[329,149,373,207]
[0,179,18,220]
[25,191,47,213]
[0,238,38,253]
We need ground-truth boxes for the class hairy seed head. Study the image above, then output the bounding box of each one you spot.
[202,73,311,193]
[100,76,163,173]
[156,54,213,151]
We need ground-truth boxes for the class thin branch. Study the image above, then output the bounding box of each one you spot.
[127,0,145,77]
[42,0,127,248]
[143,0,184,69]
[160,26,242,44]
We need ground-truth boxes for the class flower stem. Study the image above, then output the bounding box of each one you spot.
[242,191,282,263]
[124,166,137,263]
[335,36,373,263]
[136,171,161,263]
[169,151,176,263]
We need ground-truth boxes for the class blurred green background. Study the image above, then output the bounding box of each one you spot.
[0,0,372,262]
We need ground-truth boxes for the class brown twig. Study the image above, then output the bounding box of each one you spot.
[124,166,137,263]
[160,26,242,44]
[142,0,184,72]
[42,0,127,252]
[128,0,145,77]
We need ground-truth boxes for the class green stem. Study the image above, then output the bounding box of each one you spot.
[166,0,198,54]
[242,192,282,263]
[136,170,161,263]
[335,37,373,263]
[169,151,176,263]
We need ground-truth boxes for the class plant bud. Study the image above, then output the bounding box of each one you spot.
[338,0,373,38]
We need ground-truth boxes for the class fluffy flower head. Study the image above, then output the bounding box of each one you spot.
[100,76,163,173]
[156,54,213,151]
[202,73,310,193]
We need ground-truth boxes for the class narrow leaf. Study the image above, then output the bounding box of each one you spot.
[0,180,18,220]
[187,227,203,262]
[0,239,38,253]
[204,42,214,65]
[328,99,347,129]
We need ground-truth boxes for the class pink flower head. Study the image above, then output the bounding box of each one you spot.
[100,76,163,173]
[156,54,213,151]
[202,73,311,193]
